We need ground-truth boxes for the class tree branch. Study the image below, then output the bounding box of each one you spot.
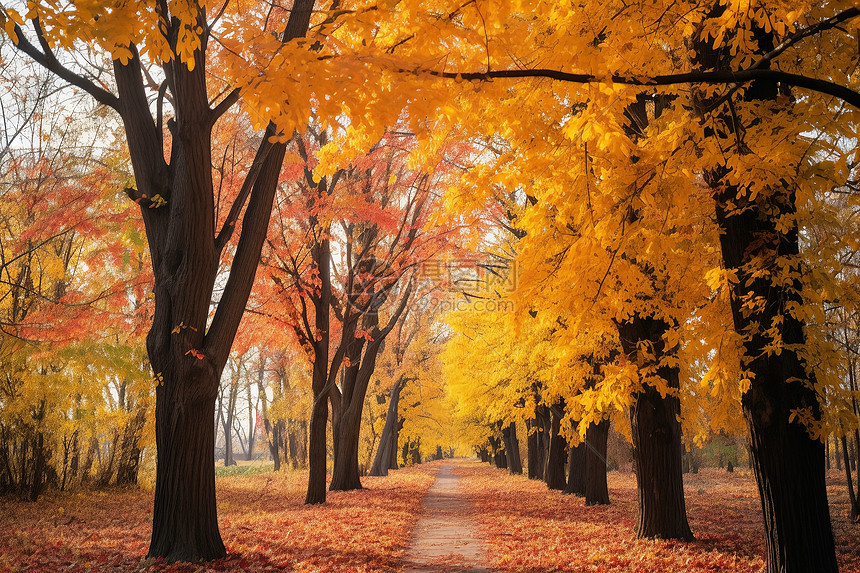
[430,68,860,110]
[11,21,119,110]
[209,88,241,126]
[204,0,316,368]
[214,126,276,255]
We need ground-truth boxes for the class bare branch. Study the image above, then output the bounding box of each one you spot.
[10,21,119,110]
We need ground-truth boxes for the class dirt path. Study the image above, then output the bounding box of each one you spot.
[402,462,489,572]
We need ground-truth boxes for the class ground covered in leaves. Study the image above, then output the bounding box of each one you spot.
[3,460,860,572]
[0,466,434,572]
[457,461,860,572]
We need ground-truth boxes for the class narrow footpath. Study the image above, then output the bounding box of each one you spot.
[403,462,490,572]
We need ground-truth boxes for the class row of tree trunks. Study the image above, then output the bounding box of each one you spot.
[402,437,422,465]
[488,435,507,469]
[0,402,147,499]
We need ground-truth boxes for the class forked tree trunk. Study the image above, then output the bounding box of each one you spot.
[584,418,610,505]
[564,441,586,496]
[617,316,693,541]
[330,283,412,492]
[370,377,405,477]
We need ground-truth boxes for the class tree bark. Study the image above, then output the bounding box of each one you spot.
[305,229,332,504]
[501,422,523,474]
[584,418,610,505]
[692,13,838,570]
[370,376,406,476]
[564,441,586,496]
[221,377,238,467]
[545,405,567,490]
[246,383,255,461]
[116,407,147,486]
[329,281,413,491]
[617,316,693,540]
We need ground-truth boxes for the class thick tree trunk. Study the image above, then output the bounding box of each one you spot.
[147,364,224,561]
[526,419,540,479]
[564,441,586,496]
[617,316,692,540]
[584,418,610,505]
[501,422,523,475]
[329,402,364,490]
[305,398,329,504]
[718,190,837,569]
[693,14,838,571]
[370,377,405,476]
[712,118,837,573]
[545,406,567,490]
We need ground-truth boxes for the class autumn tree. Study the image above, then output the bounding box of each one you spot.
[1,0,321,560]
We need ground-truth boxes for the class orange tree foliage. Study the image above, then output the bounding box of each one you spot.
[3,0,860,569]
[0,60,152,497]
